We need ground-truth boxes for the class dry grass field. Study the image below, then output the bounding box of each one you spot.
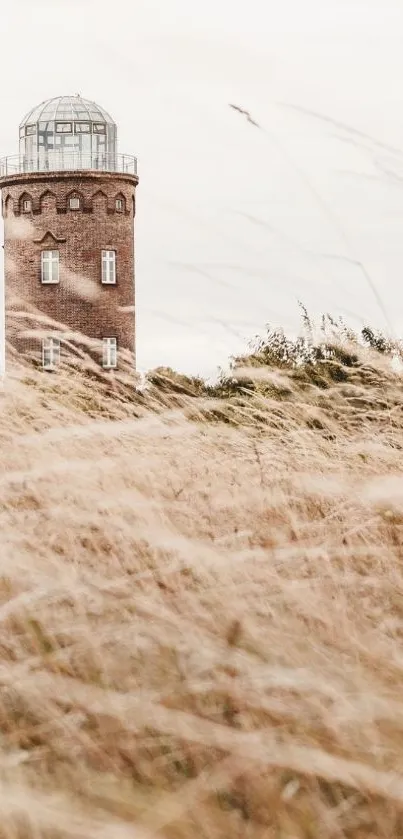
[2,319,403,838]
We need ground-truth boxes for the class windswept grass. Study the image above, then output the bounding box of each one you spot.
[2,314,403,837]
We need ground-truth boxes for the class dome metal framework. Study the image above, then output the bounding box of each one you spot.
[20,95,115,127]
[1,94,138,176]
[0,95,137,177]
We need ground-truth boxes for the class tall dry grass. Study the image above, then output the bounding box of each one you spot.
[3,317,403,838]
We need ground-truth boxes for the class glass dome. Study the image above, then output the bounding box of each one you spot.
[19,95,118,173]
[21,95,115,126]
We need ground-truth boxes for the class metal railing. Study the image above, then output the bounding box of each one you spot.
[0,151,137,177]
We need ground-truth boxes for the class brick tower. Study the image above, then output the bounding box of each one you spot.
[0,95,138,371]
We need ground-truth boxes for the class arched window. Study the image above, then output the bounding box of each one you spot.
[20,193,33,213]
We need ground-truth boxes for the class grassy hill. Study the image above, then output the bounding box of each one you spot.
[2,317,403,838]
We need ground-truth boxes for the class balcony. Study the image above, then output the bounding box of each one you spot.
[0,151,137,178]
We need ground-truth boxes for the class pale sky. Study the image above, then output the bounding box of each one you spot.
[2,0,403,376]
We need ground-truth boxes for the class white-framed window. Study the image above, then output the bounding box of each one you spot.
[102,337,117,369]
[42,337,60,370]
[101,250,116,284]
[116,198,124,211]
[93,123,106,134]
[75,122,91,133]
[41,250,60,284]
[69,196,80,209]
[22,199,31,212]
[56,122,72,133]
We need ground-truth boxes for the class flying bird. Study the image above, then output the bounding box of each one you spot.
[229,104,260,128]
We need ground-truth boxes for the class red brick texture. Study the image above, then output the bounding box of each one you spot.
[0,170,138,370]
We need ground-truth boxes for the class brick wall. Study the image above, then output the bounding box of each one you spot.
[0,170,138,369]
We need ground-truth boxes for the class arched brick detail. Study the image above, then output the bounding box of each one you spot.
[92,189,108,213]
[114,191,126,213]
[3,194,13,217]
[18,191,33,214]
[39,190,57,214]
[65,189,85,212]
